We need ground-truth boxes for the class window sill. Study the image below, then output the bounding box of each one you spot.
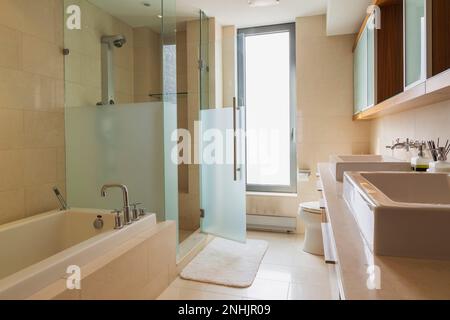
[246,192,298,198]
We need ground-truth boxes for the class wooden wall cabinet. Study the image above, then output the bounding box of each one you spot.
[353,0,450,120]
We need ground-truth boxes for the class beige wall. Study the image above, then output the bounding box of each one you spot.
[209,18,223,109]
[64,0,135,107]
[177,20,201,232]
[247,15,371,230]
[133,27,161,103]
[370,99,450,160]
[177,30,189,194]
[0,0,65,225]
[222,26,237,107]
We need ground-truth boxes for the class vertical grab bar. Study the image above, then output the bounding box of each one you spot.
[233,97,238,181]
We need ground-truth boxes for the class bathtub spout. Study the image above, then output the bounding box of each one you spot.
[100,184,132,225]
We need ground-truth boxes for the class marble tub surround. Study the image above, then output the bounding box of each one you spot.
[318,163,450,300]
[29,221,177,300]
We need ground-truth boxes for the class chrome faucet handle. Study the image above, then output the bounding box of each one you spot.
[139,208,146,217]
[112,209,124,230]
[130,202,141,221]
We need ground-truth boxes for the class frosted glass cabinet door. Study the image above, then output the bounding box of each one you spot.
[200,108,246,243]
[405,0,426,88]
[367,15,376,108]
[354,27,368,114]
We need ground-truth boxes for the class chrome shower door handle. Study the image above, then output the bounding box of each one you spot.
[291,127,296,142]
[233,97,238,181]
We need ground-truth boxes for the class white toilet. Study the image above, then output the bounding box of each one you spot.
[298,201,324,255]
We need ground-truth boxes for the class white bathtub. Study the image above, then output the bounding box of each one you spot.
[0,208,156,299]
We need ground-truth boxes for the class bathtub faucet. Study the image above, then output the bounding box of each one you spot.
[101,184,132,225]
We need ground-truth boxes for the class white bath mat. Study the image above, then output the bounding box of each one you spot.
[180,237,268,288]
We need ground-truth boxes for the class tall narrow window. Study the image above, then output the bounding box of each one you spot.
[238,24,297,193]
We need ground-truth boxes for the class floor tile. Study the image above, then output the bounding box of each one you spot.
[288,282,332,300]
[158,286,243,300]
[157,231,332,300]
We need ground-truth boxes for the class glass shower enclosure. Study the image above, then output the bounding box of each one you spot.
[63,0,178,223]
[63,1,246,246]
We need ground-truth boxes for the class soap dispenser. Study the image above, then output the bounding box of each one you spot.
[411,143,430,172]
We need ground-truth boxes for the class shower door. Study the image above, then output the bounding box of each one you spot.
[198,11,246,243]
[200,103,246,243]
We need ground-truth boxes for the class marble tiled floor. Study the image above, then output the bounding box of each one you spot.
[158,231,333,300]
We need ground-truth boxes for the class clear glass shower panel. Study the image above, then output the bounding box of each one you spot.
[161,0,179,225]
[199,10,210,110]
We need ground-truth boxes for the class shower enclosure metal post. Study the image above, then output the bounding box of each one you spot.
[101,42,115,105]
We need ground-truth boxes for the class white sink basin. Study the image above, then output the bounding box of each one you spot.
[343,171,450,260]
[330,154,411,182]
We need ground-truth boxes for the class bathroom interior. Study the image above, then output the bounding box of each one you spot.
[0,0,449,301]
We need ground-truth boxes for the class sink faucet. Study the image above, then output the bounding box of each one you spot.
[386,138,412,152]
[101,184,132,225]
[387,138,426,153]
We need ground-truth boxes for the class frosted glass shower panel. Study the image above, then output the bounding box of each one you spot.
[65,103,166,220]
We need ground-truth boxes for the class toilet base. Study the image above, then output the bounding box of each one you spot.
[303,228,324,256]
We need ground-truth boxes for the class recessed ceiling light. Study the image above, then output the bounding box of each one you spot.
[248,0,280,7]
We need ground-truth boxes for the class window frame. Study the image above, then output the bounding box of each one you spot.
[237,23,297,194]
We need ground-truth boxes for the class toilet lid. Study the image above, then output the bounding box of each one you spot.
[300,201,322,214]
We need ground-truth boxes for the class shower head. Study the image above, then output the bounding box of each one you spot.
[101,34,127,48]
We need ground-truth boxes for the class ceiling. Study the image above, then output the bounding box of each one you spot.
[89,0,162,30]
[327,0,372,36]
[176,0,327,28]
[89,0,371,36]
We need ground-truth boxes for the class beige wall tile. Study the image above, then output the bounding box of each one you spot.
[0,0,25,31]
[57,147,66,182]
[22,34,63,79]
[23,111,65,148]
[64,51,82,84]
[0,67,38,109]
[64,1,136,106]
[0,188,25,225]
[370,100,450,160]
[0,0,66,224]
[23,148,58,186]
[0,150,24,191]
[24,182,63,216]
[0,24,22,69]
[80,54,101,88]
[0,109,24,150]
[0,71,62,111]
[21,0,58,44]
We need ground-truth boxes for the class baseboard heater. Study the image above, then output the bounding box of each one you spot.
[246,214,297,233]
